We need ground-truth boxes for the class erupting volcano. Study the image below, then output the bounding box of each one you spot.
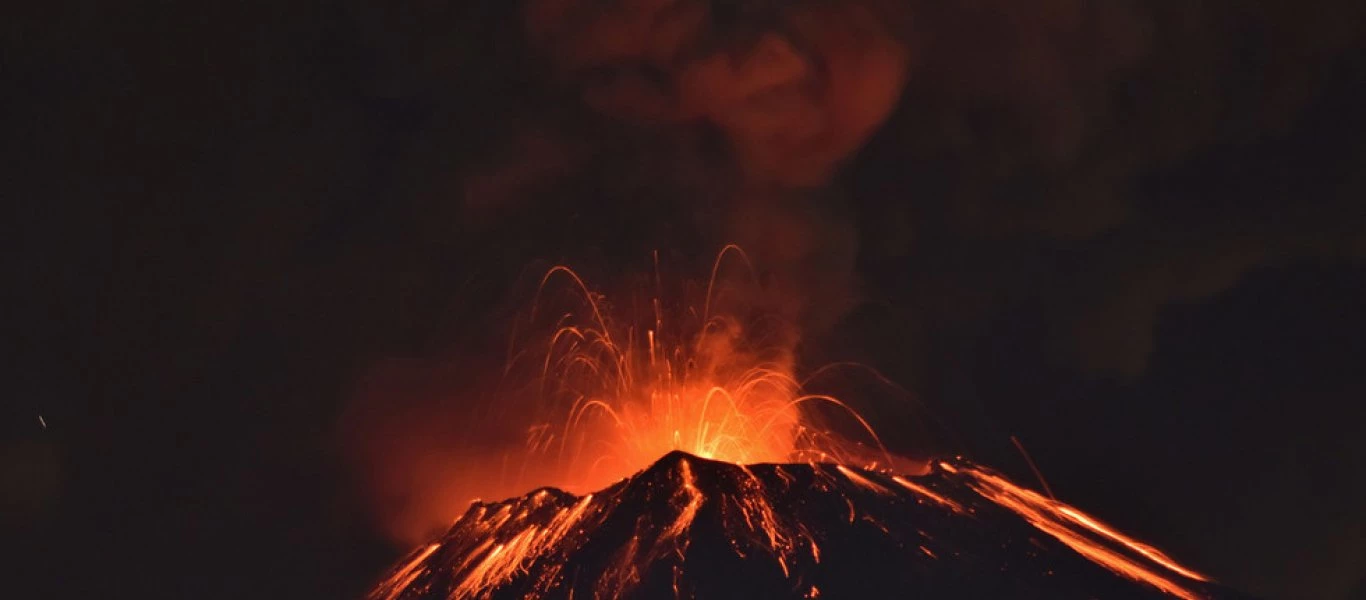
[366,251,1244,599]
[370,452,1247,600]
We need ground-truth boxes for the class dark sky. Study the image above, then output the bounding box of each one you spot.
[6,1,1366,599]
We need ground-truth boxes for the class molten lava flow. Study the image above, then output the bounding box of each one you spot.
[506,246,888,495]
[367,248,1226,599]
[370,454,1227,600]
[949,461,1211,600]
[372,543,440,600]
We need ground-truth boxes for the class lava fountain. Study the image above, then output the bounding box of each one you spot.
[496,245,891,495]
[364,248,1239,600]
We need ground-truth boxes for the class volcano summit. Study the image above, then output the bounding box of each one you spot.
[369,452,1249,599]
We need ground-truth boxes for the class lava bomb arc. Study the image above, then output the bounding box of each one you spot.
[367,250,1243,599]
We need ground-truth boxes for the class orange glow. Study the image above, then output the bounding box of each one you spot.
[1055,505,1210,582]
[664,459,704,542]
[373,543,440,600]
[890,474,966,514]
[371,456,1217,600]
[954,462,1209,599]
[450,493,595,598]
[366,248,1217,600]
[835,464,890,495]
[506,246,889,495]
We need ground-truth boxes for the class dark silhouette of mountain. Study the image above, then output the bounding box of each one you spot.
[369,451,1253,599]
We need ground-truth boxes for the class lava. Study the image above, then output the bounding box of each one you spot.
[497,247,890,496]
[960,464,1209,600]
[365,250,1234,598]
[369,453,1236,600]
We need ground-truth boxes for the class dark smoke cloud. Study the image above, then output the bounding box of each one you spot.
[331,1,926,545]
[851,0,1366,376]
[366,0,1366,375]
[333,1,1365,563]
[10,1,1365,599]
[352,4,1366,596]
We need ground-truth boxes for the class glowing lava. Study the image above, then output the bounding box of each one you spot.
[366,249,1231,599]
[505,246,888,495]
[369,453,1231,600]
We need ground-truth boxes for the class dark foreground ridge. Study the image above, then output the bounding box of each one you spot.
[369,451,1254,599]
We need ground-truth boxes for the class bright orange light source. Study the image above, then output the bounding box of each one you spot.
[510,246,887,495]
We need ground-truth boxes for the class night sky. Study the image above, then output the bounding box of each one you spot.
[6,1,1366,599]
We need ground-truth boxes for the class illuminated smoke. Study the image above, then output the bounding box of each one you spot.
[518,0,914,330]
[342,2,921,544]
[340,250,900,543]
[522,0,910,188]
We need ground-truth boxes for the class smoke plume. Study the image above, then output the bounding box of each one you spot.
[337,6,1366,585]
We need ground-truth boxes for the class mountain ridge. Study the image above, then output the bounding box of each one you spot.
[370,451,1252,599]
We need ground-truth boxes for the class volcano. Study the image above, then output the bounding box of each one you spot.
[369,452,1250,599]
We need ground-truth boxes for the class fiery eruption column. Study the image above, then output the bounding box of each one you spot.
[366,249,1220,600]
[511,246,889,494]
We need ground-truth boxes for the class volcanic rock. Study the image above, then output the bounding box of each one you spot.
[369,451,1253,599]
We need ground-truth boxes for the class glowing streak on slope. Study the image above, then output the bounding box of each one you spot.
[803,529,821,563]
[836,464,890,495]
[1055,506,1210,582]
[891,474,965,514]
[666,459,705,541]
[733,466,790,557]
[373,543,440,600]
[371,456,1219,600]
[451,494,595,599]
[959,465,1208,600]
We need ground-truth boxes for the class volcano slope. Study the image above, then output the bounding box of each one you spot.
[369,451,1252,599]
